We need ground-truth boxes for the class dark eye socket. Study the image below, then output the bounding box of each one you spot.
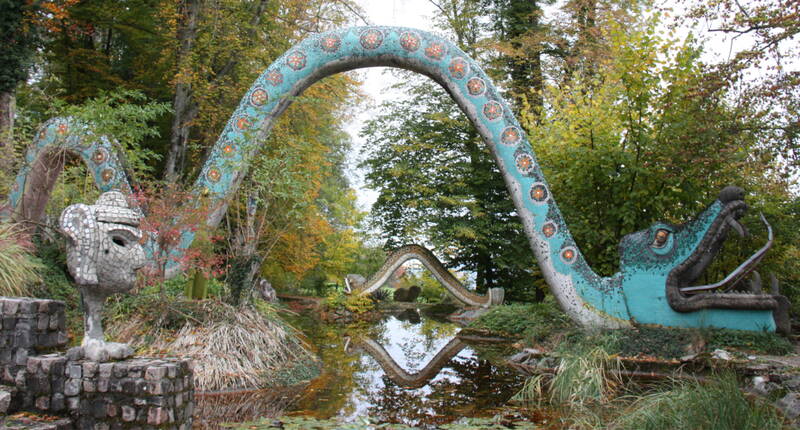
[652,229,670,248]
[112,236,126,247]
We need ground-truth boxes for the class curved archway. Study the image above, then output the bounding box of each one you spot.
[351,244,504,308]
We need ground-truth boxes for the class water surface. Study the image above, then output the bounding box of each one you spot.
[290,309,525,427]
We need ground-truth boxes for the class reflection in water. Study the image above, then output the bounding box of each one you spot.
[291,310,524,428]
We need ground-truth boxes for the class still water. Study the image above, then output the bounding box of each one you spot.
[289,309,526,427]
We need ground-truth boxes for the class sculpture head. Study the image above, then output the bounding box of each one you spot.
[616,186,788,332]
[59,191,146,293]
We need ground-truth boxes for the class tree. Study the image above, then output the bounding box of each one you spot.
[519,7,796,282]
[361,76,542,301]
[679,0,800,173]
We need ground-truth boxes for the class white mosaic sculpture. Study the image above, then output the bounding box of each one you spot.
[60,191,146,361]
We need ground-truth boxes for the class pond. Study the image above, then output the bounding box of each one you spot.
[287,308,526,428]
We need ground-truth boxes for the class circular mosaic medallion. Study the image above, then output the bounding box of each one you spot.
[448,57,469,79]
[320,34,341,52]
[542,222,557,238]
[92,148,108,164]
[561,246,578,265]
[467,77,486,96]
[101,168,115,183]
[501,126,521,145]
[236,116,252,131]
[266,70,283,86]
[207,168,221,183]
[57,123,68,135]
[424,42,446,60]
[222,143,236,156]
[249,88,268,107]
[399,32,420,51]
[515,153,535,175]
[360,29,383,49]
[482,101,503,121]
[529,182,549,203]
[286,51,306,70]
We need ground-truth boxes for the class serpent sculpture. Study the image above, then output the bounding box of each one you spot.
[2,26,788,333]
[345,244,504,308]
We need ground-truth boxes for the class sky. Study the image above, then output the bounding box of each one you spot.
[345,0,440,211]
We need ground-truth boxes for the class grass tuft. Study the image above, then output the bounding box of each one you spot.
[610,373,785,430]
[109,297,317,391]
[0,223,43,296]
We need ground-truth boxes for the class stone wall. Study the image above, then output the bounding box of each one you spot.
[0,297,194,429]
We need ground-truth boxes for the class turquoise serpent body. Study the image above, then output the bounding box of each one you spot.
[5,26,784,332]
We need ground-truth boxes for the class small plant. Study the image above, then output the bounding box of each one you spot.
[0,223,43,296]
[368,287,391,303]
[611,373,784,430]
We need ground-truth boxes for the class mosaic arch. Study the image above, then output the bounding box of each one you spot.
[4,26,789,333]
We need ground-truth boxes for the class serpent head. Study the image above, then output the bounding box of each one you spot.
[615,186,788,333]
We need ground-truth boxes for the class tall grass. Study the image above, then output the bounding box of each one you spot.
[512,345,622,409]
[0,223,42,296]
[610,374,784,430]
[110,298,317,391]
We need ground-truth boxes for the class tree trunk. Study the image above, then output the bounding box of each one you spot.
[0,90,16,177]
[163,0,201,181]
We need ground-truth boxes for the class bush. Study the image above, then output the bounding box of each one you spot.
[470,300,570,343]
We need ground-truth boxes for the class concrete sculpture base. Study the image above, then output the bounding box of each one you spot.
[0,297,194,429]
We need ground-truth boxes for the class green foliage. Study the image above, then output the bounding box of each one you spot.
[28,237,83,342]
[323,291,375,315]
[611,374,784,430]
[0,1,39,93]
[520,9,795,278]
[469,300,569,342]
[62,89,170,176]
[0,223,42,296]
[361,77,543,301]
[549,345,622,407]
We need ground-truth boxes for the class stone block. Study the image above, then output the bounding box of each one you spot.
[147,406,170,425]
[83,361,98,378]
[83,379,96,393]
[112,362,128,378]
[67,363,82,379]
[27,356,41,373]
[0,389,10,414]
[67,396,80,410]
[98,362,114,378]
[35,395,50,410]
[64,378,81,396]
[144,366,167,380]
[37,314,50,331]
[51,392,65,411]
[3,299,21,315]
[121,405,137,422]
[14,348,28,365]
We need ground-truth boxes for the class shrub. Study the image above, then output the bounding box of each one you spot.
[0,223,43,296]
[470,300,570,343]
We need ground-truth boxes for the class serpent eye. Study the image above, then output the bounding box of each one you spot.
[652,229,670,248]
